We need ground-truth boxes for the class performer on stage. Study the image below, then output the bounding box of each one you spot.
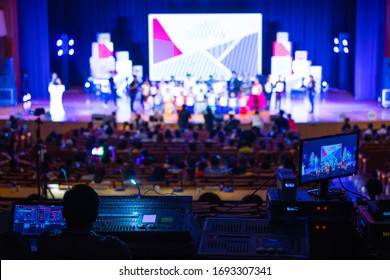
[162,86,174,115]
[206,74,217,92]
[141,79,150,104]
[206,89,218,112]
[217,91,228,114]
[150,80,158,97]
[168,75,177,90]
[228,71,241,94]
[153,89,164,114]
[175,83,185,112]
[307,75,316,113]
[250,78,264,111]
[128,75,139,112]
[50,72,62,85]
[264,76,273,110]
[238,91,249,115]
[185,90,195,114]
[274,75,285,111]
[104,71,117,108]
[194,78,208,114]
[48,72,65,120]
[241,71,252,96]
[228,92,238,114]
[184,73,196,92]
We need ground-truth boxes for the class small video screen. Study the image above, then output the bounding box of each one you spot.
[299,133,358,183]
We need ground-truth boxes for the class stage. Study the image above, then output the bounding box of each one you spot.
[1,88,390,127]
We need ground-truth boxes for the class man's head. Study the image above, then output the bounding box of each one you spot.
[62,184,100,230]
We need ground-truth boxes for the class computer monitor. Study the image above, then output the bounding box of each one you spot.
[298,132,359,198]
[12,202,65,236]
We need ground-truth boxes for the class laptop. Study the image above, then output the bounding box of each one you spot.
[12,202,66,252]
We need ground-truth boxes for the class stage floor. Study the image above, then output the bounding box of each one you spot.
[1,88,390,124]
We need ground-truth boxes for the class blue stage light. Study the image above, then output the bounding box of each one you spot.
[68,49,74,55]
[342,39,348,46]
[343,47,349,53]
[22,93,31,102]
[56,39,63,47]
[57,49,64,56]
[333,46,340,53]
[84,82,91,88]
[333,38,339,45]
[68,39,74,46]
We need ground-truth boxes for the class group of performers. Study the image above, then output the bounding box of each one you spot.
[106,71,287,116]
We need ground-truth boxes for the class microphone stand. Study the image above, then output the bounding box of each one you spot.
[35,116,44,201]
[114,167,125,191]
[130,179,141,198]
[61,168,70,190]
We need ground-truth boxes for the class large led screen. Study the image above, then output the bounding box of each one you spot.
[148,13,262,81]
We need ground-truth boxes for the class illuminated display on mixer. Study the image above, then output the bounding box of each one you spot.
[286,206,299,212]
[284,183,295,188]
[142,214,157,223]
[161,216,174,223]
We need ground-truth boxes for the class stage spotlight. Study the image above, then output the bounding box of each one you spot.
[68,39,74,46]
[342,39,348,46]
[22,93,31,102]
[84,78,95,94]
[321,80,329,94]
[68,48,74,55]
[333,46,340,53]
[56,39,63,47]
[343,47,349,53]
[333,38,339,45]
[57,49,64,56]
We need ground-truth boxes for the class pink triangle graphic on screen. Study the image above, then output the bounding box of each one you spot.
[321,147,326,158]
[153,18,182,63]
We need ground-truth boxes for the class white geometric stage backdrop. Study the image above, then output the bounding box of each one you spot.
[148,13,262,81]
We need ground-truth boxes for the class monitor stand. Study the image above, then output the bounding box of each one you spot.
[308,180,345,200]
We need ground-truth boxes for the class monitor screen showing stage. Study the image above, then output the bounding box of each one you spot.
[148,13,262,81]
[299,133,359,184]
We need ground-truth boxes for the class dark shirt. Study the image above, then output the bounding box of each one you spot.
[229,78,241,93]
[204,112,215,132]
[274,116,289,132]
[308,80,316,95]
[109,77,116,94]
[341,123,352,132]
[37,229,132,260]
[227,119,241,130]
[178,110,191,129]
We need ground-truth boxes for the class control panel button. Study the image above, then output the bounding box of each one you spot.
[137,224,146,229]
[147,224,157,230]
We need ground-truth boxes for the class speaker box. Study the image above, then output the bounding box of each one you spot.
[1,58,14,76]
[384,58,390,76]
[0,75,15,87]
[0,87,18,106]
